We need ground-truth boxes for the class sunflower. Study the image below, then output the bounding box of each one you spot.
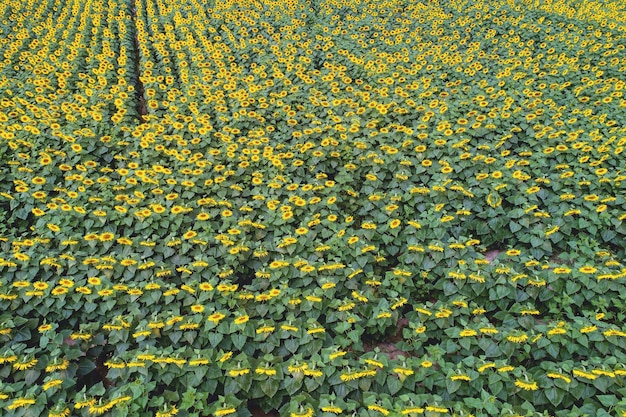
[183,230,197,239]
[579,266,597,274]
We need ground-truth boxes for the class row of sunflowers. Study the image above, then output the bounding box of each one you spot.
[1,0,626,415]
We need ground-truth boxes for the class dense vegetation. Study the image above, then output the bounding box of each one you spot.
[1,0,626,415]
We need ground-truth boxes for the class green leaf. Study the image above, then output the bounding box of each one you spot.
[490,380,504,397]
[459,337,472,351]
[232,334,247,350]
[530,236,543,248]
[593,376,612,393]
[446,378,461,394]
[546,343,559,359]
[596,394,617,407]
[181,388,198,410]
[284,377,303,396]
[442,281,458,296]
[209,332,224,347]
[509,221,522,233]
[545,387,564,406]
[285,338,300,354]
[601,229,616,242]
[224,378,240,395]
[485,402,499,414]
[387,376,402,395]
[463,397,483,409]
[24,369,40,386]
[78,358,96,375]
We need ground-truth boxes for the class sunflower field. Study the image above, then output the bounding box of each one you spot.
[1,0,626,415]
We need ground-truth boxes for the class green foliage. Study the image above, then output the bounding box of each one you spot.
[1,0,626,415]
